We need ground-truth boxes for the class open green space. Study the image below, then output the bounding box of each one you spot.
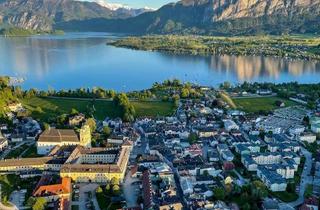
[233,96,297,113]
[6,144,29,159]
[22,97,175,121]
[96,190,111,210]
[270,191,299,202]
[22,144,43,158]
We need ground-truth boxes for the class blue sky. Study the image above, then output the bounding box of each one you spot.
[93,0,177,8]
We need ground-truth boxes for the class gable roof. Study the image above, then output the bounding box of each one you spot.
[38,128,79,143]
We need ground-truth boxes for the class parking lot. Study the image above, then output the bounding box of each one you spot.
[9,189,26,209]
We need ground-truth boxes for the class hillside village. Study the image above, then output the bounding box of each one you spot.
[0,81,320,210]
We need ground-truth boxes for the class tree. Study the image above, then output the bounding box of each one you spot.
[112,184,120,195]
[172,94,180,107]
[213,187,225,200]
[85,118,96,132]
[32,197,47,210]
[188,133,198,144]
[35,106,43,114]
[251,180,268,199]
[114,93,135,122]
[304,184,313,198]
[105,183,111,192]
[103,126,111,137]
[181,88,190,98]
[43,122,50,130]
[220,81,231,90]
[110,177,119,186]
[96,186,103,193]
[70,108,79,115]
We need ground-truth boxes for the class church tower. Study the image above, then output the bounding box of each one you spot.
[80,124,91,148]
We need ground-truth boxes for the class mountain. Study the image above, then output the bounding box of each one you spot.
[0,0,150,31]
[1,0,319,35]
[57,0,320,35]
[91,1,154,17]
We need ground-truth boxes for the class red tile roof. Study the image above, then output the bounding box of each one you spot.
[33,177,71,197]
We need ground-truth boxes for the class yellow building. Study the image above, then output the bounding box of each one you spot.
[0,157,52,172]
[60,143,132,183]
[0,140,132,184]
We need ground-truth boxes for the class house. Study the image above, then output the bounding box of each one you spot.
[107,135,128,145]
[257,166,287,192]
[33,177,71,202]
[68,113,85,126]
[142,170,153,209]
[11,133,24,142]
[257,89,272,95]
[193,184,213,198]
[198,127,217,138]
[0,132,8,151]
[217,144,234,161]
[7,102,24,112]
[180,176,193,195]
[299,132,317,143]
[223,120,239,131]
[299,197,319,210]
[275,100,285,107]
[311,117,320,133]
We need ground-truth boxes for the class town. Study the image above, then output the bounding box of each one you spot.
[0,78,320,210]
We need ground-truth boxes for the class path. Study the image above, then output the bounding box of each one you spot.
[0,202,18,210]
[287,148,313,207]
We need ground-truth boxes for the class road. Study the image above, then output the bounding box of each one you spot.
[0,203,18,210]
[161,154,188,209]
[123,172,139,207]
[287,148,313,207]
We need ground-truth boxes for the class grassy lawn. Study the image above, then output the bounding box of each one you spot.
[233,97,297,113]
[6,144,29,159]
[270,191,299,202]
[22,97,175,121]
[71,205,79,210]
[96,191,111,210]
[21,144,43,158]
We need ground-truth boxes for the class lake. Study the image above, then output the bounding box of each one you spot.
[1,32,320,91]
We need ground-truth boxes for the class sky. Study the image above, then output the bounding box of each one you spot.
[89,0,178,9]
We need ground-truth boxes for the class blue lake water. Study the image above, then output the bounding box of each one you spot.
[1,32,320,91]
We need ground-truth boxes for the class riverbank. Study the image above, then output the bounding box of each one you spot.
[110,35,320,61]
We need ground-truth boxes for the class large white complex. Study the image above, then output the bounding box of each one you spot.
[37,125,91,155]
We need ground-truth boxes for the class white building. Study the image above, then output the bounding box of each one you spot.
[37,126,91,155]
[223,120,239,132]
[299,132,317,143]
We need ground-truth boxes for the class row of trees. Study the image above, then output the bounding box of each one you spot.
[114,93,136,122]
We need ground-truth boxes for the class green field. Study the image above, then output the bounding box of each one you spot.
[233,97,297,113]
[22,97,175,121]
